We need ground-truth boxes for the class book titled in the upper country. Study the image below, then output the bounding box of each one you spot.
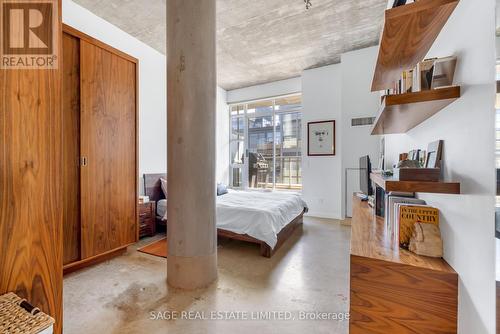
[398,205,439,249]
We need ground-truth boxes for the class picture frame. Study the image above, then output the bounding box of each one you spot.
[308,120,335,156]
[425,140,443,168]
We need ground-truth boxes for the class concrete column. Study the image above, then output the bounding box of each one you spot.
[166,0,217,289]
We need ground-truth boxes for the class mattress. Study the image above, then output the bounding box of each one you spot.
[216,190,308,249]
[157,199,167,220]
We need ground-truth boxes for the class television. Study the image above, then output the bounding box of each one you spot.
[359,155,373,196]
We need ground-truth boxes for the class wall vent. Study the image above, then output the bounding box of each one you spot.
[351,117,375,127]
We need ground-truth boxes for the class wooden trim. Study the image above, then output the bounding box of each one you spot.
[63,245,130,275]
[307,120,336,156]
[370,172,461,194]
[135,57,140,243]
[62,24,138,63]
[218,210,305,258]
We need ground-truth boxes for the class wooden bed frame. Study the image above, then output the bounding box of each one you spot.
[217,211,304,258]
[143,173,305,258]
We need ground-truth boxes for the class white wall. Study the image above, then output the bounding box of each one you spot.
[217,87,229,184]
[63,0,167,181]
[302,65,343,218]
[227,77,301,104]
[384,0,496,332]
[340,47,381,217]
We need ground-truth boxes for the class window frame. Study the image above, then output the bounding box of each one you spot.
[228,93,303,191]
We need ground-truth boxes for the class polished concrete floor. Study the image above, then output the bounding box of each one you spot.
[63,217,351,334]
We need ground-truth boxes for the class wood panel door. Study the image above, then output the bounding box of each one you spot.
[62,32,81,265]
[80,40,137,259]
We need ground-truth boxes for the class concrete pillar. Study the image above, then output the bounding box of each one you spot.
[166,0,217,289]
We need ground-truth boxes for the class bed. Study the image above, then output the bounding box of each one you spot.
[217,190,307,257]
[143,174,308,258]
[143,174,168,226]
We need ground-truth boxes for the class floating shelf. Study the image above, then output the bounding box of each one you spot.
[371,0,460,92]
[371,86,460,135]
[370,172,460,194]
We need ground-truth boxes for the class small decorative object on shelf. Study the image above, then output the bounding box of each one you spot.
[409,222,444,258]
[425,140,444,168]
[396,159,420,169]
[393,167,441,182]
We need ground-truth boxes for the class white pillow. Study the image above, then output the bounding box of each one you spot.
[160,178,167,199]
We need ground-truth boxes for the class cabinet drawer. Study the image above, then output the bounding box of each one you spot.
[139,211,152,221]
[139,217,155,238]
[139,204,152,215]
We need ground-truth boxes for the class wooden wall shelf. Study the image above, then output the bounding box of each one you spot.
[349,196,458,333]
[371,172,460,194]
[371,86,461,135]
[371,0,459,92]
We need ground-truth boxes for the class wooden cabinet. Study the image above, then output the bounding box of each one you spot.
[139,202,156,238]
[349,196,458,333]
[0,2,63,332]
[62,25,138,273]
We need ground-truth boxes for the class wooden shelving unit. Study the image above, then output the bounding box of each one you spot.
[370,172,460,194]
[371,0,459,92]
[371,86,461,135]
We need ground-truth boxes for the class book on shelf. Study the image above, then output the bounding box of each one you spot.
[395,204,440,248]
[385,194,425,240]
[381,56,456,97]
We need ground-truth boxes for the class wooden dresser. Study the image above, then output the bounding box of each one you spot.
[350,196,458,333]
[139,201,156,238]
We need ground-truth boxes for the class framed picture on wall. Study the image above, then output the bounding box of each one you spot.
[308,120,336,156]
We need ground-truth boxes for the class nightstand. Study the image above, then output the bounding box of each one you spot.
[139,201,156,238]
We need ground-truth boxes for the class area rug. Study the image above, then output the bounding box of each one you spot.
[138,238,167,258]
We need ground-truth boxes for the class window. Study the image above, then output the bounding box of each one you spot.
[229,94,302,190]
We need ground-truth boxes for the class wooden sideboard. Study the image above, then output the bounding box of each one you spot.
[349,196,458,333]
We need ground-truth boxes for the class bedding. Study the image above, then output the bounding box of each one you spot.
[160,178,168,198]
[216,190,308,249]
[157,199,167,221]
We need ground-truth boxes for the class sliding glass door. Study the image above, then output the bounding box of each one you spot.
[229,94,302,191]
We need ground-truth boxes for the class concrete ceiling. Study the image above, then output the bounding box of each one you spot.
[73,0,386,90]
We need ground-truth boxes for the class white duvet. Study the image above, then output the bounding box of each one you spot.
[216,190,308,249]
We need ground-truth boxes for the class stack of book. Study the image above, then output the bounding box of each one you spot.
[385,193,440,249]
[381,56,457,97]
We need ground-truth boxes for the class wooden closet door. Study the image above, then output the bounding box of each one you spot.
[80,40,137,259]
[62,32,81,265]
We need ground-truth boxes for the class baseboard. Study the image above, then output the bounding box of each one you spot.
[63,245,130,275]
[305,211,343,220]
